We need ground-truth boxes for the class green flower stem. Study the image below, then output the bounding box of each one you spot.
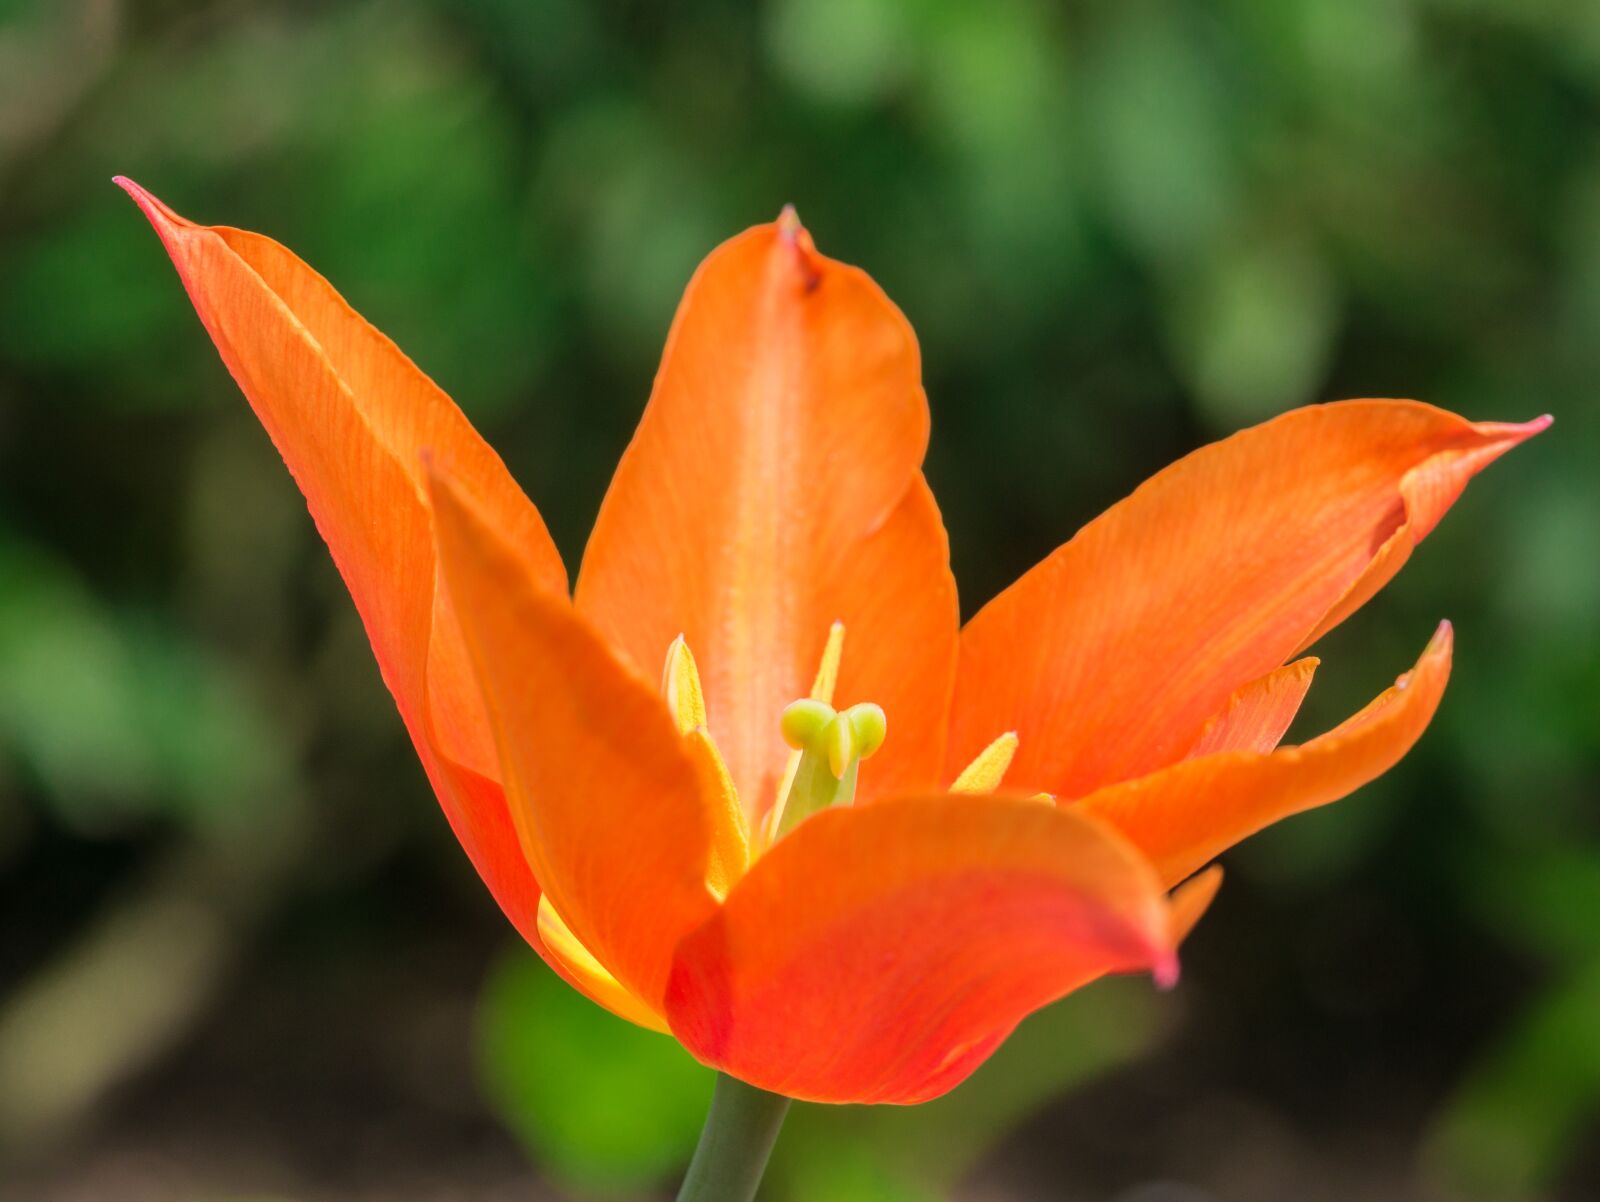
[676,1073,791,1202]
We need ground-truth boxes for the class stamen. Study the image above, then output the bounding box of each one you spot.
[658,635,750,889]
[951,731,1019,794]
[684,726,750,895]
[661,634,706,735]
[809,620,846,705]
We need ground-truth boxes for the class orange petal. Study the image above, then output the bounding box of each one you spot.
[665,795,1175,1104]
[897,862,1226,1106]
[574,216,957,819]
[1076,624,1453,889]
[428,465,728,1010]
[949,401,1545,800]
[1186,657,1319,757]
[115,180,578,976]
[1169,865,1224,941]
[831,476,960,803]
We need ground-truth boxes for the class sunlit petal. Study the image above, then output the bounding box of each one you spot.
[950,401,1544,800]
[1076,624,1452,888]
[115,179,602,1003]
[576,216,957,818]
[666,795,1176,1104]
[1186,657,1319,757]
[429,465,734,1010]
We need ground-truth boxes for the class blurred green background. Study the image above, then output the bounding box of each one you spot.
[0,0,1596,1199]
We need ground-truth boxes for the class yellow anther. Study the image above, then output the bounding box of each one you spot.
[809,620,846,704]
[951,731,1020,794]
[661,634,706,735]
[684,726,750,895]
[659,635,748,893]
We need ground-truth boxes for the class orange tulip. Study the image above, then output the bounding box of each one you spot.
[118,178,1546,1106]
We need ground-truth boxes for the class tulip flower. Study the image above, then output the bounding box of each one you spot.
[118,176,1545,1199]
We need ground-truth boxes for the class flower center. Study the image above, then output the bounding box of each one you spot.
[770,697,887,839]
[660,622,890,850]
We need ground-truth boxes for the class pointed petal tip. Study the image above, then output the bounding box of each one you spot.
[112,175,187,234]
[1152,949,1181,992]
[1480,413,1553,445]
[773,203,820,289]
[112,174,155,214]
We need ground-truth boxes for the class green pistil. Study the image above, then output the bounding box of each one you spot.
[773,699,886,839]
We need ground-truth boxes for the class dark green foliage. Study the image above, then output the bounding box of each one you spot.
[0,0,1595,1197]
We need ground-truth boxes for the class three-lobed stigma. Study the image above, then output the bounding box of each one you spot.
[779,698,887,778]
[771,696,887,840]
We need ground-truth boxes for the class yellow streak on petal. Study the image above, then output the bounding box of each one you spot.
[536,896,669,1033]
[950,731,1020,793]
[661,634,707,735]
